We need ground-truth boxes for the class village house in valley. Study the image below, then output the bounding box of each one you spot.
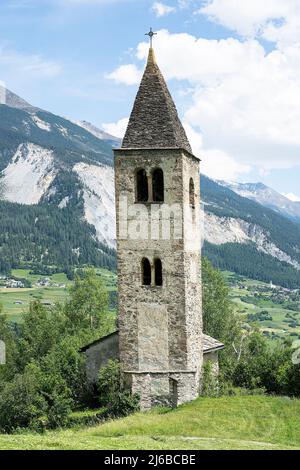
[81,36,224,410]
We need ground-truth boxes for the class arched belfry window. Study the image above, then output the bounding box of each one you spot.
[152,168,164,203]
[142,258,151,286]
[189,178,195,209]
[154,258,163,286]
[136,169,148,202]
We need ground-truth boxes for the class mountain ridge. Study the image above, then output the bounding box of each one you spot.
[218,180,300,224]
[1,88,300,287]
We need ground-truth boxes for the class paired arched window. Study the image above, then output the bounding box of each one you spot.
[152,168,164,203]
[189,178,195,208]
[141,258,151,286]
[141,258,163,286]
[135,168,164,203]
[136,169,149,202]
[154,258,163,286]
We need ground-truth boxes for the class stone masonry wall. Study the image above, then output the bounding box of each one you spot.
[115,148,203,407]
[203,351,220,376]
[182,153,203,389]
[127,371,198,411]
[84,333,119,384]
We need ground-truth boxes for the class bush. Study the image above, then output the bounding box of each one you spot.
[0,268,114,433]
[0,364,46,433]
[97,360,139,417]
[46,390,73,429]
[0,362,73,432]
[39,372,73,429]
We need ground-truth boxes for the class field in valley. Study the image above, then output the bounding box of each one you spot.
[224,272,300,341]
[0,395,299,450]
[1,268,299,342]
[0,268,117,322]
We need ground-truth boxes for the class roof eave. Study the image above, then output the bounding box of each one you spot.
[114,147,201,161]
[203,345,225,354]
[79,330,119,352]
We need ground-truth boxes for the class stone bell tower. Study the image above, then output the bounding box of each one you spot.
[114,39,203,410]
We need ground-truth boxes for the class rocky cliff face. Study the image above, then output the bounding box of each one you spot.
[205,213,300,270]
[1,88,300,284]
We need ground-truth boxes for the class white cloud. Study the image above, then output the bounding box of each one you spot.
[106,64,142,86]
[8,0,130,7]
[63,0,130,4]
[0,45,62,80]
[152,2,176,17]
[184,122,250,180]
[178,0,191,8]
[102,117,129,139]
[108,26,300,180]
[283,192,300,202]
[202,149,251,181]
[199,0,300,48]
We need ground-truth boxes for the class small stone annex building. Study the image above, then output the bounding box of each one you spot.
[81,40,224,411]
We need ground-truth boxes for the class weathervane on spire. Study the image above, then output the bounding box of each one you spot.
[145,27,157,48]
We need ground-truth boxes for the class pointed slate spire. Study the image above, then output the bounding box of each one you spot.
[122,47,192,154]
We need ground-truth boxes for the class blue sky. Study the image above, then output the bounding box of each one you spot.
[0,0,300,198]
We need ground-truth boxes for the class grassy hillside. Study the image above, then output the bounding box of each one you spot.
[0,396,299,450]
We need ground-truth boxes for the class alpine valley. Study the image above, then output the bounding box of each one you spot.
[1,89,300,288]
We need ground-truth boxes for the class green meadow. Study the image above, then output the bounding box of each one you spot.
[0,396,299,450]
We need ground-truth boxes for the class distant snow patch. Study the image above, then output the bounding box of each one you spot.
[22,120,30,134]
[73,162,115,247]
[0,143,56,205]
[57,125,68,137]
[69,119,120,143]
[32,115,51,132]
[283,193,300,202]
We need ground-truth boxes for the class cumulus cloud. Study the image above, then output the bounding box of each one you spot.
[102,117,129,139]
[106,64,142,86]
[152,2,176,17]
[199,0,300,48]
[107,22,300,180]
[184,122,250,180]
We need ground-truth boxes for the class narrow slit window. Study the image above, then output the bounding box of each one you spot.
[142,258,151,286]
[189,178,195,208]
[136,169,148,202]
[154,258,163,286]
[152,168,164,202]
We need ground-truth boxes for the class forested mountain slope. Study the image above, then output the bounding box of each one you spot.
[202,176,300,287]
[1,89,300,287]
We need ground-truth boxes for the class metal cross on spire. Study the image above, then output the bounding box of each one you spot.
[145,27,157,48]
